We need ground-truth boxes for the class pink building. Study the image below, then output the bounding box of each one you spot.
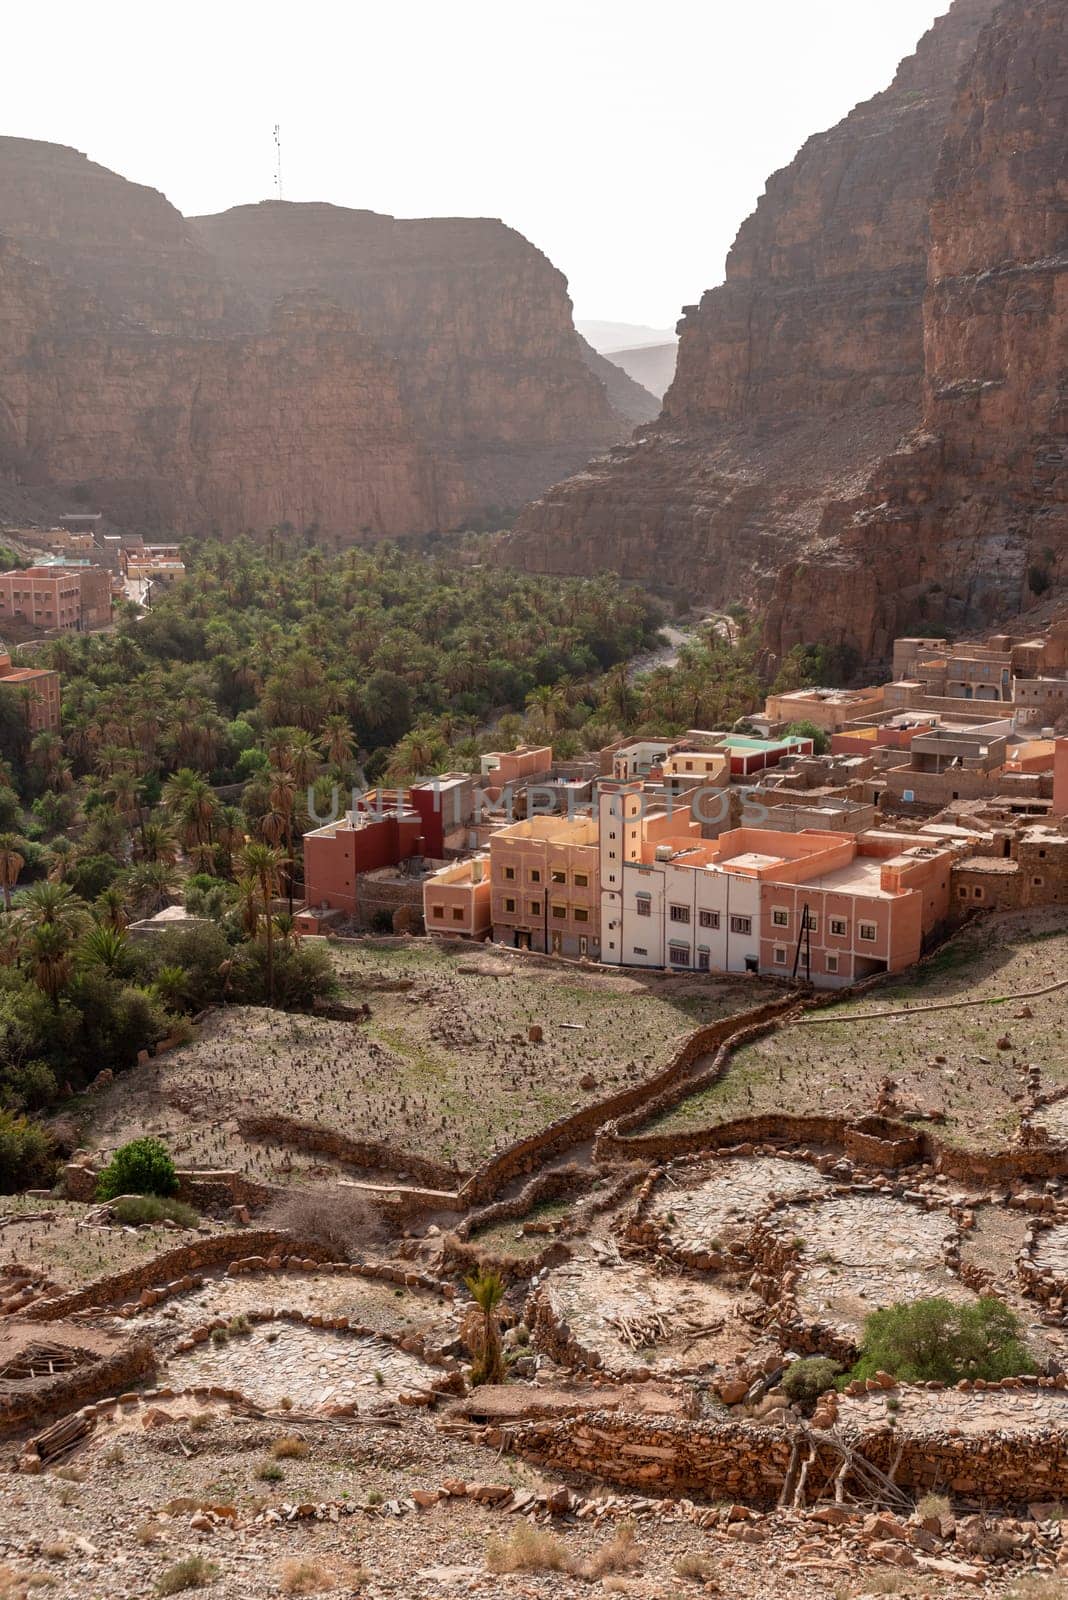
[1054,739,1068,819]
[423,855,492,939]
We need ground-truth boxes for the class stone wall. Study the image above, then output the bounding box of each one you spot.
[28,1232,336,1320]
[0,1337,155,1435]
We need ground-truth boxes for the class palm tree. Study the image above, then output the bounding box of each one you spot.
[95,885,129,931]
[0,834,25,912]
[321,715,356,770]
[138,820,179,866]
[77,923,132,978]
[13,881,88,1004]
[216,805,245,879]
[464,1269,506,1386]
[124,860,181,918]
[237,841,286,1006]
[24,921,75,1006]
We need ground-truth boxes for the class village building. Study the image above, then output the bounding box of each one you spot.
[0,649,61,734]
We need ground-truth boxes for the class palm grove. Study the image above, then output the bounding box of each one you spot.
[0,535,821,1189]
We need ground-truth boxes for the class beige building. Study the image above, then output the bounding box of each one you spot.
[764,685,885,732]
[424,855,492,940]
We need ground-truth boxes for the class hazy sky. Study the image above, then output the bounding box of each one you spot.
[6,0,949,329]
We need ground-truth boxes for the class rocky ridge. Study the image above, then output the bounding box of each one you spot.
[509,0,1066,668]
[0,140,645,537]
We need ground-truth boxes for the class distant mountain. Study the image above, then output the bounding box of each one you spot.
[602,342,678,402]
[577,338,660,425]
[577,319,678,353]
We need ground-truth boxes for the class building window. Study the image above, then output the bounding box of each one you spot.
[772,908,789,928]
[802,910,819,934]
[829,917,847,936]
[730,915,751,935]
[958,886,969,899]
[431,905,445,920]
[773,946,787,965]
[551,903,566,919]
[636,899,651,918]
[826,954,839,974]
[699,910,720,929]
[579,936,588,956]
[551,869,566,883]
[1032,876,1044,887]
[859,922,877,942]
[574,907,589,923]
[529,869,541,884]
[697,950,710,971]
[668,944,690,966]
[504,866,516,881]
[451,907,464,922]
[504,897,516,913]
[973,888,984,901]
[669,904,690,924]
[529,900,542,915]
[574,872,588,888]
[633,946,647,957]
[609,851,616,860]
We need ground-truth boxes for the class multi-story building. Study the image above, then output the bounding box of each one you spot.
[0,563,113,633]
[0,650,61,734]
[764,685,885,732]
[423,855,492,939]
[489,816,601,958]
[299,792,426,926]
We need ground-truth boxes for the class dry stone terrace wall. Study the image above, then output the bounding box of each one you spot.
[456,991,801,1205]
[0,1331,155,1434]
[234,1113,463,1191]
[24,1232,337,1320]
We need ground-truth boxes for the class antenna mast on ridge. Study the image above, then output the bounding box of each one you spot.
[273,124,283,200]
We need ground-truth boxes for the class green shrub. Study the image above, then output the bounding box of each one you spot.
[96,1136,178,1201]
[110,1194,198,1228]
[0,1108,55,1192]
[782,1356,841,1411]
[851,1296,1036,1385]
[155,1555,218,1594]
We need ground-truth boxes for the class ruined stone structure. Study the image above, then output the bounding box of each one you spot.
[509,0,1066,667]
[0,139,639,537]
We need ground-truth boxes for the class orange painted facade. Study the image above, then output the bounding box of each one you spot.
[0,651,61,734]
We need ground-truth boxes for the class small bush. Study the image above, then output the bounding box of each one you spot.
[578,1521,641,1580]
[210,1327,228,1346]
[188,1412,212,1433]
[111,1194,198,1228]
[850,1296,1037,1385]
[916,1492,951,1520]
[135,1521,163,1545]
[227,1314,251,1336]
[256,1460,284,1482]
[782,1356,841,1412]
[0,1108,55,1193]
[486,1522,570,1574]
[675,1550,716,1582]
[155,1555,218,1595]
[278,1560,344,1595]
[270,1435,309,1460]
[264,1186,383,1261]
[96,1136,177,1201]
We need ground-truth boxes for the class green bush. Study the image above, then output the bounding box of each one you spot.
[0,1108,55,1192]
[110,1194,198,1228]
[782,1356,841,1411]
[851,1296,1036,1385]
[155,1554,218,1594]
[96,1136,178,1201]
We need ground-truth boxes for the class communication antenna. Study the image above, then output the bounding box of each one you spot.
[273,124,283,200]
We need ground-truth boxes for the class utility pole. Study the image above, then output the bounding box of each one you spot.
[273,124,283,201]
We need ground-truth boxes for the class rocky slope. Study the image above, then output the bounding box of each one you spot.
[0,141,629,537]
[509,0,1065,667]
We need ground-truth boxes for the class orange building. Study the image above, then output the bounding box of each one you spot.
[0,651,61,734]
[489,816,601,958]
[300,793,425,920]
[0,564,112,632]
[423,855,492,939]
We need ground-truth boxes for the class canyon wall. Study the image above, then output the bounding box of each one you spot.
[509,0,1065,667]
[0,140,637,536]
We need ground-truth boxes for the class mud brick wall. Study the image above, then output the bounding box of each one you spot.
[28,1232,336,1320]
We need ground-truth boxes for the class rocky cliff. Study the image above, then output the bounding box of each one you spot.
[0,141,629,536]
[509,0,1065,666]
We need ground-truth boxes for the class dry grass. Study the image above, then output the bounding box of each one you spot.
[674,1550,716,1582]
[1007,1580,1068,1600]
[486,1522,571,1574]
[270,1434,310,1461]
[277,1560,358,1596]
[41,1540,71,1561]
[915,1491,951,1520]
[155,1555,218,1595]
[486,1520,643,1581]
[135,1522,164,1546]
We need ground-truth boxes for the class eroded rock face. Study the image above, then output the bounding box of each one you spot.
[0,139,633,535]
[509,0,1066,665]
